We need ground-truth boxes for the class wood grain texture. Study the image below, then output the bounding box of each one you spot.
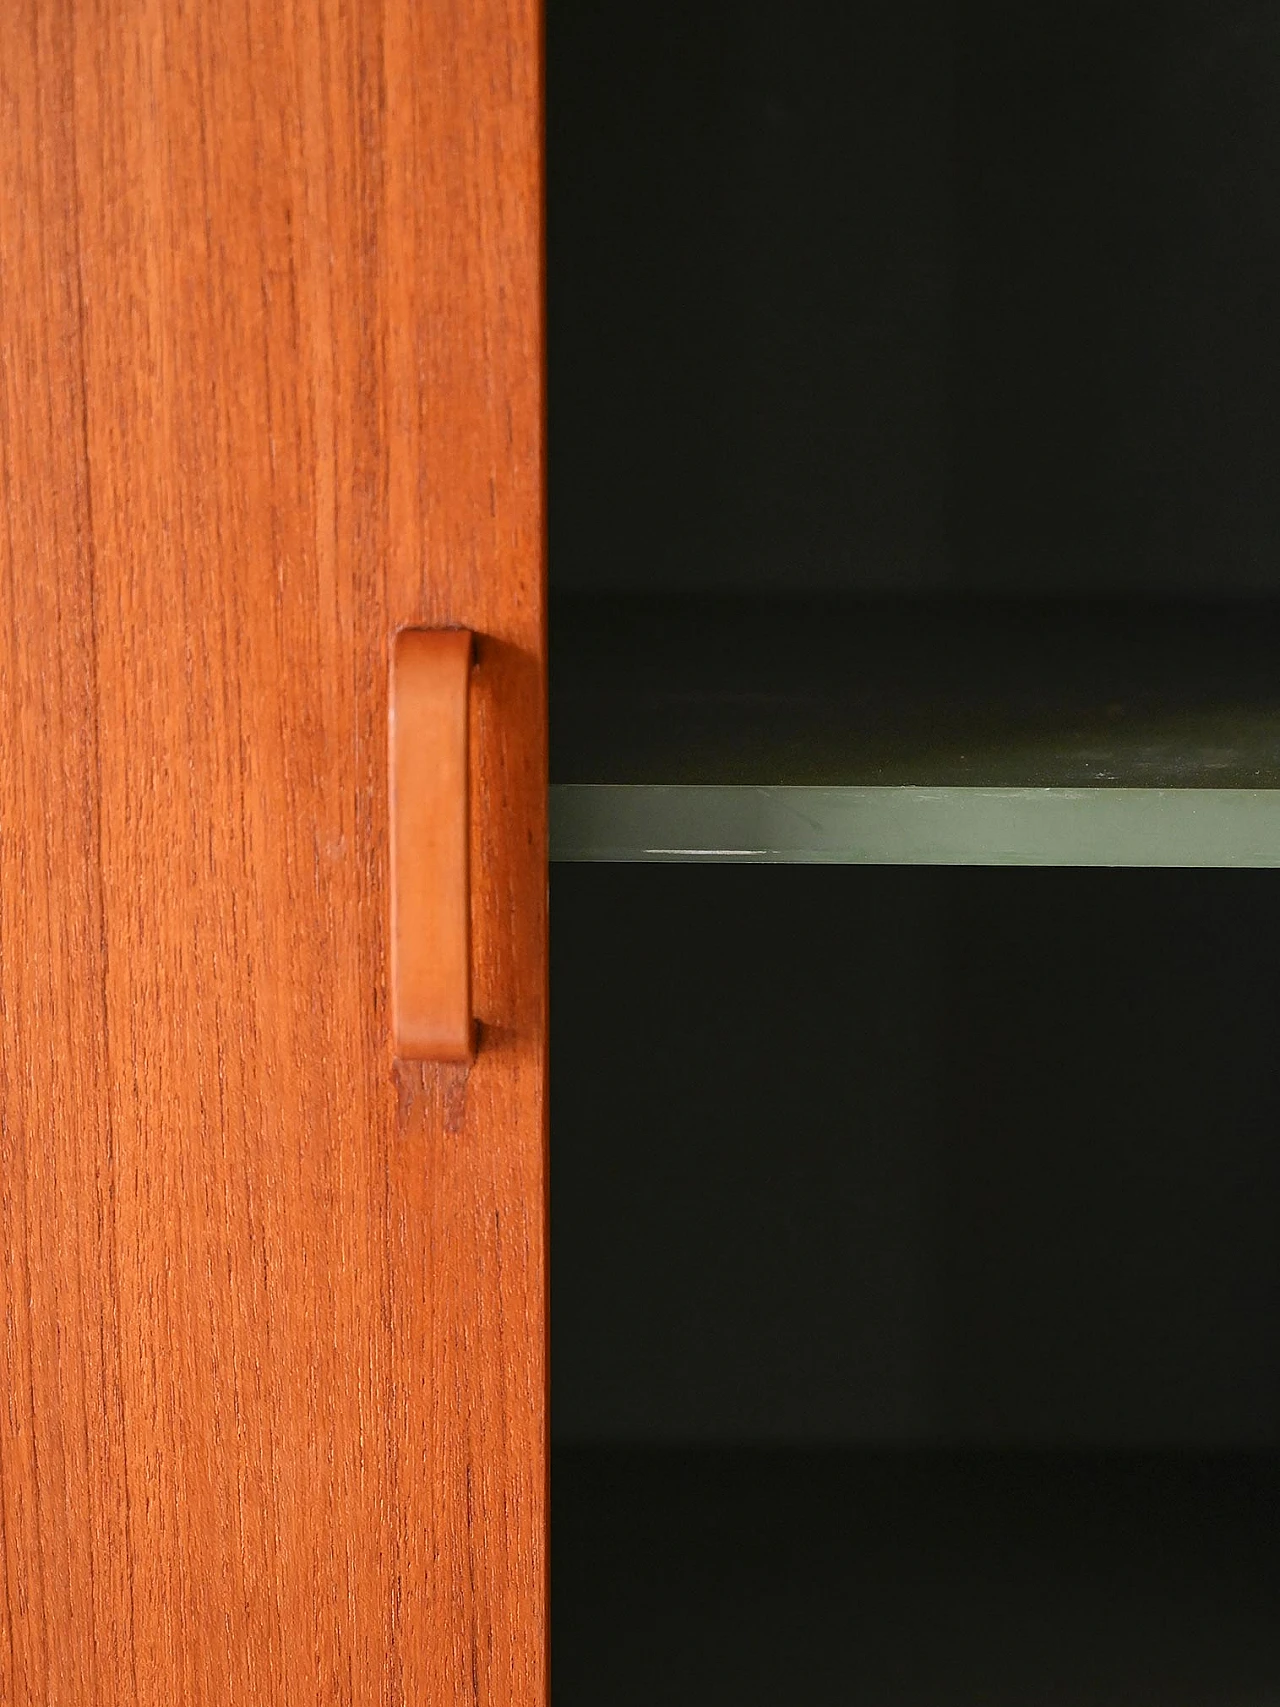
[0,1,546,1702]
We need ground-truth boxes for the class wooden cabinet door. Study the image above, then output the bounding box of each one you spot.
[0,2,546,1702]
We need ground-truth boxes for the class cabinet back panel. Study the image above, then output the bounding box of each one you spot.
[552,866,1280,1445]
[550,0,1280,592]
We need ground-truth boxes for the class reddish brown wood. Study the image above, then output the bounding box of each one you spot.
[0,1,546,1703]
[391,629,475,1063]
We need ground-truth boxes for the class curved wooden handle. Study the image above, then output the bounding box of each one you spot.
[390,628,474,1061]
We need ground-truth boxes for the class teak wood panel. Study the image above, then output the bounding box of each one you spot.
[0,2,546,1704]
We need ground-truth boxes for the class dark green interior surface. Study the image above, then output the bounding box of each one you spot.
[553,865,1280,1446]
[552,596,1280,789]
[555,1448,1280,1707]
[551,1,1280,597]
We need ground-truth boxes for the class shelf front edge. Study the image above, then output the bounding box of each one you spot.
[549,784,1280,867]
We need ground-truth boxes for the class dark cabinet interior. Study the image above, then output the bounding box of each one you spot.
[550,0,1280,599]
[549,5,1280,1701]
